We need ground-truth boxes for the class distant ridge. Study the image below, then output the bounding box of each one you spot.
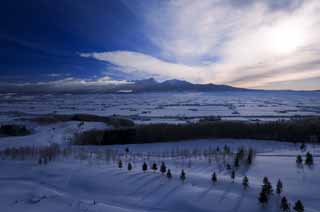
[123,78,247,93]
[2,78,318,94]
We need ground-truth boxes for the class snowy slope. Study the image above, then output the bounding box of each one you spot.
[0,138,319,212]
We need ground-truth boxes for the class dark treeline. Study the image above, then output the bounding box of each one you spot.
[73,118,320,145]
[0,124,31,136]
[22,114,134,128]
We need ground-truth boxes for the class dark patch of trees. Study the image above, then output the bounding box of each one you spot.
[0,124,31,136]
[73,118,320,145]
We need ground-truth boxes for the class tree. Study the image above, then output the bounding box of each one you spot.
[38,157,42,165]
[258,190,268,206]
[160,162,167,175]
[280,197,290,212]
[276,179,283,195]
[142,162,148,172]
[305,152,314,166]
[211,172,217,183]
[118,160,123,168]
[262,177,273,195]
[247,148,254,165]
[152,163,158,172]
[231,170,235,182]
[167,169,172,179]
[300,143,306,151]
[293,200,304,212]
[242,176,249,189]
[226,163,231,170]
[128,162,132,171]
[180,169,186,183]
[296,155,303,166]
[234,156,240,168]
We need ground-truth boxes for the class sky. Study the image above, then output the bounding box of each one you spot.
[1,0,320,90]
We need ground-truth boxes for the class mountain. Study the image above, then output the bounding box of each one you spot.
[118,78,247,93]
[0,78,249,94]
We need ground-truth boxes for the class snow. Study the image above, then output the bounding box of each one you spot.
[0,91,319,123]
[0,91,320,211]
[0,121,109,150]
[0,134,320,211]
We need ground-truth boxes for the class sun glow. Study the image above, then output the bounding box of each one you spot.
[266,20,306,55]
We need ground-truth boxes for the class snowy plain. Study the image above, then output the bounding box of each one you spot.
[0,92,320,212]
[0,91,320,123]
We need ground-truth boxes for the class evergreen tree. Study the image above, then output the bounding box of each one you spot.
[258,190,268,206]
[180,169,186,183]
[296,155,303,166]
[38,157,42,165]
[118,160,122,168]
[300,143,306,151]
[276,179,283,195]
[234,155,240,168]
[231,170,235,182]
[247,148,254,165]
[226,163,231,170]
[305,152,314,166]
[262,177,273,195]
[280,197,290,212]
[142,162,148,172]
[128,162,132,171]
[242,176,249,189]
[152,163,158,172]
[160,162,167,175]
[167,169,172,179]
[293,200,304,212]
[211,172,217,183]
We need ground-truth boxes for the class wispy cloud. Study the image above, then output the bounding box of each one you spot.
[82,0,320,89]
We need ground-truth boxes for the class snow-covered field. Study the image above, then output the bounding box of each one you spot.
[0,120,319,212]
[0,91,320,123]
[0,91,320,212]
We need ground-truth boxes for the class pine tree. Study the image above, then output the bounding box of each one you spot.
[258,190,268,206]
[300,143,306,151]
[167,169,172,179]
[211,172,217,183]
[160,162,167,175]
[118,160,122,168]
[142,162,148,172]
[247,148,254,165]
[293,200,304,212]
[262,177,273,195]
[234,155,240,168]
[226,163,231,170]
[296,155,303,165]
[38,157,42,165]
[305,152,314,166]
[242,176,249,189]
[128,162,132,171]
[280,197,290,212]
[276,179,283,195]
[152,163,158,172]
[231,170,235,182]
[180,169,186,183]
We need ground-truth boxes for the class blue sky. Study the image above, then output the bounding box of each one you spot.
[1,0,320,90]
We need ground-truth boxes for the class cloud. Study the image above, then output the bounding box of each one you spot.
[82,0,320,89]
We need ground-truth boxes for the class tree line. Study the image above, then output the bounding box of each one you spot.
[73,118,320,145]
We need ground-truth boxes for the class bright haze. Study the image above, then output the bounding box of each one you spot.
[1,0,320,90]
